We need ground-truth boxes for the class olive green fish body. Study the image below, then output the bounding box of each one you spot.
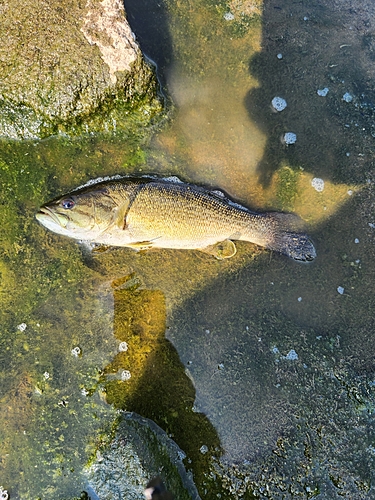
[36,177,316,262]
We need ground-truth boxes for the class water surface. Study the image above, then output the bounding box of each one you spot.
[1,0,375,498]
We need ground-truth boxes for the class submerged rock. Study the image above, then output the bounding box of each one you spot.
[0,0,162,139]
[84,412,201,500]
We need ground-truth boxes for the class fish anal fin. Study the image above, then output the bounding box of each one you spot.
[126,240,155,250]
[201,240,237,259]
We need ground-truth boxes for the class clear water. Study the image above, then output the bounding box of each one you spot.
[2,0,375,498]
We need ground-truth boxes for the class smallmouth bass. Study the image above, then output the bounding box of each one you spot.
[36,176,316,262]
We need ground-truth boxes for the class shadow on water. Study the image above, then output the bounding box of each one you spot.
[246,0,375,187]
[117,0,375,497]
[100,275,223,494]
[123,0,173,94]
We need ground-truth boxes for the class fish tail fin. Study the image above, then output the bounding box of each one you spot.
[264,213,316,262]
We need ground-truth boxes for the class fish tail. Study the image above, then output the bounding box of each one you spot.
[264,213,316,262]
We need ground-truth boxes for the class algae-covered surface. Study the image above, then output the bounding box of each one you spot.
[2,0,375,498]
[0,0,163,139]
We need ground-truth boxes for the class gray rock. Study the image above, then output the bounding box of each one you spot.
[84,412,201,500]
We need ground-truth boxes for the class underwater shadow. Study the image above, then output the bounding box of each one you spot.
[246,0,375,187]
[123,0,173,96]
[101,275,222,493]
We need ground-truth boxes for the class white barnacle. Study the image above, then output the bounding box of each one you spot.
[343,92,353,103]
[283,132,297,145]
[0,487,9,500]
[285,349,298,361]
[121,370,131,381]
[224,12,234,21]
[311,177,325,192]
[118,341,128,352]
[71,346,81,357]
[271,96,287,112]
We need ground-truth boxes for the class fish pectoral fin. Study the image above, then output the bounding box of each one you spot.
[201,240,237,260]
[125,240,155,250]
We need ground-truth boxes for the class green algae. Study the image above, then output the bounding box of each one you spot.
[0,131,167,498]
[274,165,301,212]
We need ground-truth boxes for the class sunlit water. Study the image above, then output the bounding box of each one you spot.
[1,0,375,498]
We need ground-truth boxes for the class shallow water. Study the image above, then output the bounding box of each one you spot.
[2,0,375,498]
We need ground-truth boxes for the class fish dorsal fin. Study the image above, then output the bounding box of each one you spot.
[201,240,237,259]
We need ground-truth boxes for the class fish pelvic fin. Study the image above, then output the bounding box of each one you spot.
[201,240,237,259]
[264,213,316,262]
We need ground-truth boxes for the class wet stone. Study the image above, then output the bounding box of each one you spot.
[84,412,201,500]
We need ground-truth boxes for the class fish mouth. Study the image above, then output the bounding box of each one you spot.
[36,206,68,228]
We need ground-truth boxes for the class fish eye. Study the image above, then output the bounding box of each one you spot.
[61,198,75,209]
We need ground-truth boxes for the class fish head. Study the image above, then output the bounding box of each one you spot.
[36,186,122,241]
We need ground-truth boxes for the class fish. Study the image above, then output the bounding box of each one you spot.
[35,176,316,262]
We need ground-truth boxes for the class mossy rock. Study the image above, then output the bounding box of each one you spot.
[84,412,201,500]
[0,0,162,139]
